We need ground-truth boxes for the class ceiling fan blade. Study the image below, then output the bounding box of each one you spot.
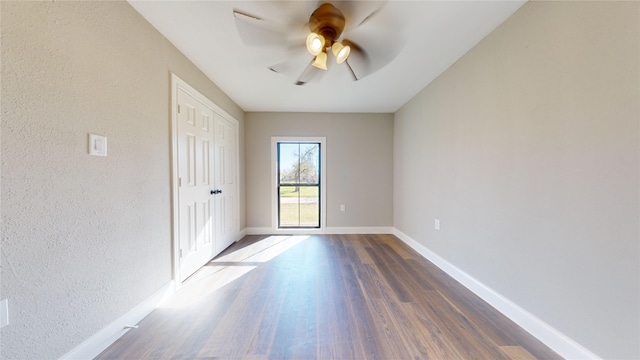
[341,17,404,80]
[342,44,369,81]
[345,59,360,81]
[295,62,324,86]
[233,9,290,47]
[269,59,304,77]
[268,46,317,81]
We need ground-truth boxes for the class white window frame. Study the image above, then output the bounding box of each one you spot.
[271,136,327,233]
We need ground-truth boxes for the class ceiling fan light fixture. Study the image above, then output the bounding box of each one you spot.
[306,32,325,56]
[332,42,351,64]
[312,51,328,70]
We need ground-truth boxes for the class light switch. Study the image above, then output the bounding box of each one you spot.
[340,204,346,212]
[434,219,440,230]
[89,134,107,156]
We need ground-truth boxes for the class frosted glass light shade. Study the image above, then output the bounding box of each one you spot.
[331,42,351,64]
[306,33,325,56]
[312,51,328,70]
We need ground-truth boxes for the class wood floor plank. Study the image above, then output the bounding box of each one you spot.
[352,262,384,299]
[501,345,538,360]
[381,292,442,359]
[96,234,561,360]
[401,301,467,359]
[344,287,387,360]
[416,290,511,360]
[362,262,406,304]
[365,246,417,303]
[243,265,290,356]
[372,241,437,295]
[196,286,270,358]
[366,297,415,358]
[352,240,375,264]
[373,233,416,260]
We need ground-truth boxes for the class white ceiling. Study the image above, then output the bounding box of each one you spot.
[128,1,526,113]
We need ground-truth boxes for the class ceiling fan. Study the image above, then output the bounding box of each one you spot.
[232,1,400,85]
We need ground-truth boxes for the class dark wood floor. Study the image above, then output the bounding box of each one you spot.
[96,234,561,360]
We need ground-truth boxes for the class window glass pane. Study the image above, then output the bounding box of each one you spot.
[299,185,319,227]
[298,143,319,184]
[279,185,300,227]
[279,143,300,184]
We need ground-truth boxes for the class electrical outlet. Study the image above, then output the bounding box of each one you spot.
[340,204,346,212]
[434,219,440,230]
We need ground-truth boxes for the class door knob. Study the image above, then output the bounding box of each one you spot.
[210,189,222,195]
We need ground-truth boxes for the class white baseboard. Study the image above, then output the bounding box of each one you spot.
[242,227,393,235]
[391,228,600,360]
[243,227,275,235]
[60,281,176,360]
[237,228,247,241]
[325,227,393,234]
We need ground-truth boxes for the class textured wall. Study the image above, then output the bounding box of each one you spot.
[0,2,244,359]
[394,1,639,359]
[245,112,393,229]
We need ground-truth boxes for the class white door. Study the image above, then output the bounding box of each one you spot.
[214,114,238,252]
[177,88,216,281]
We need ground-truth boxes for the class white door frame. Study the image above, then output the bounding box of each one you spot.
[171,73,240,286]
[271,136,327,234]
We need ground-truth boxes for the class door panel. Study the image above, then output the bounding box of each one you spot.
[177,88,216,281]
[214,114,238,252]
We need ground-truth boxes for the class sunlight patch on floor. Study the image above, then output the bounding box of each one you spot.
[159,235,310,309]
[213,235,310,264]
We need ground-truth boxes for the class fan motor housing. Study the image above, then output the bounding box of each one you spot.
[309,3,345,45]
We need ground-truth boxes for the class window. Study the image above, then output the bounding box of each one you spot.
[272,137,326,231]
[278,142,320,228]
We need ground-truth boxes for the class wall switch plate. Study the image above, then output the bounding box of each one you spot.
[0,299,8,328]
[340,204,346,212]
[434,219,440,230]
[88,133,107,156]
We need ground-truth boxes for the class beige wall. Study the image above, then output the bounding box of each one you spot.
[245,112,393,230]
[0,2,244,359]
[394,1,639,359]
